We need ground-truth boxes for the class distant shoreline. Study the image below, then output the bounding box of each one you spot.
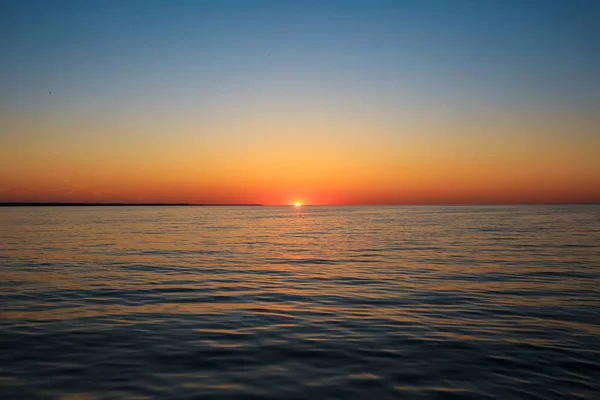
[0,203,263,207]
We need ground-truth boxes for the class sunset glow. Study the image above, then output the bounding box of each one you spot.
[294,202,303,207]
[1,1,599,205]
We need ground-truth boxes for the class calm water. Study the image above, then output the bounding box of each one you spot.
[1,205,600,399]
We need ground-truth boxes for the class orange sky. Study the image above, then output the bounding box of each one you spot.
[2,107,599,205]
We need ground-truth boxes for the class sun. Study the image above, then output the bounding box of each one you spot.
[294,202,302,207]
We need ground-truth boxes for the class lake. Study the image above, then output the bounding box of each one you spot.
[1,205,599,399]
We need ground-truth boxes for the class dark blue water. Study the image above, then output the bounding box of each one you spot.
[1,205,599,399]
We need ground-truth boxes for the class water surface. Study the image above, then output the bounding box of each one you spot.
[1,205,599,399]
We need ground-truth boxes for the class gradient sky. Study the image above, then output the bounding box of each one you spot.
[1,0,599,204]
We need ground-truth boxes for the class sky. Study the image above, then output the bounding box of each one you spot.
[1,0,599,205]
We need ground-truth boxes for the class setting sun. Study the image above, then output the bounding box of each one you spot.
[294,202,302,207]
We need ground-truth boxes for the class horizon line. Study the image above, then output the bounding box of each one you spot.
[1,202,599,207]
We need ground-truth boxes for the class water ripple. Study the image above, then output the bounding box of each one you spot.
[1,205,600,399]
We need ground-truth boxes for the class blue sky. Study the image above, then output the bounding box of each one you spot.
[2,0,599,113]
